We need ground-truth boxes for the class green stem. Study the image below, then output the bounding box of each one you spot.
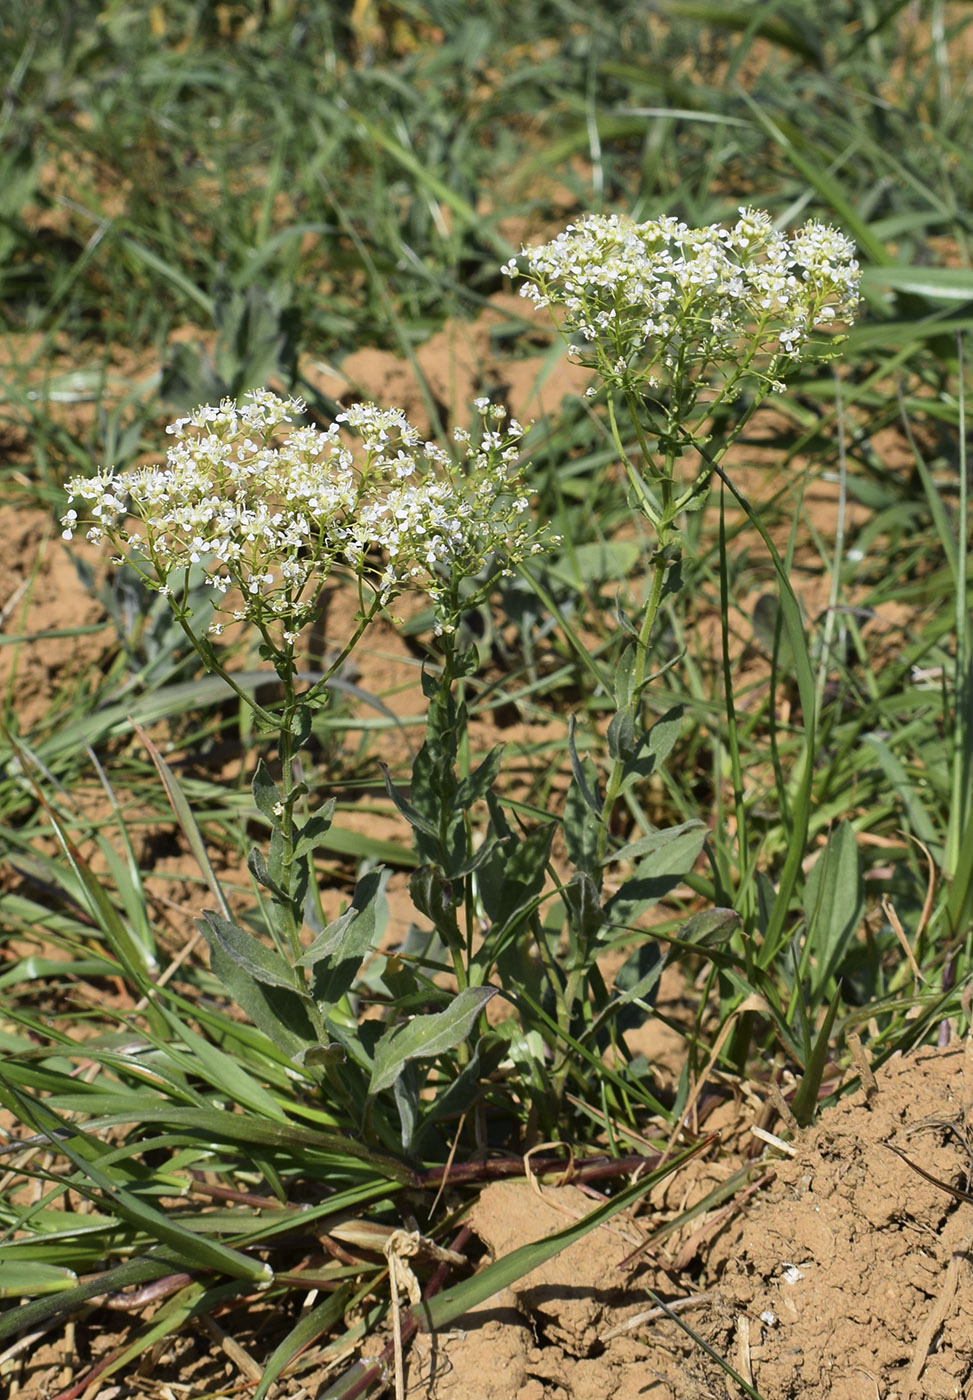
[431,624,471,1004]
[590,391,685,865]
[605,392,661,527]
[168,606,281,728]
[625,388,673,521]
[549,961,587,1114]
[275,667,304,962]
[303,584,387,708]
[595,541,671,868]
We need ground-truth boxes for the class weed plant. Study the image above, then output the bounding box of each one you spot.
[3,3,973,1396]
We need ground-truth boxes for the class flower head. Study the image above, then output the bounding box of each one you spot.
[63,392,552,648]
[505,208,860,411]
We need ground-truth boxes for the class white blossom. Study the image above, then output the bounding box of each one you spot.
[63,391,553,648]
[505,208,860,406]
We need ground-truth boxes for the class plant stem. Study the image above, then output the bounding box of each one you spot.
[594,402,679,868]
[168,606,280,728]
[275,667,304,962]
[304,585,386,708]
[595,542,671,867]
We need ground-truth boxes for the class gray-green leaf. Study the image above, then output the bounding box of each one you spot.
[368,986,496,1095]
[199,911,299,990]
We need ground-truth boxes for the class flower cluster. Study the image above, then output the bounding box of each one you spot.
[502,208,860,408]
[62,391,550,647]
[341,399,543,628]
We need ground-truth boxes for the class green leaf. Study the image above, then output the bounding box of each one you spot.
[77,1103,412,1182]
[85,1278,208,1384]
[345,107,513,258]
[607,705,638,762]
[368,987,496,1095]
[802,822,863,996]
[302,868,387,1010]
[562,872,605,949]
[563,754,604,877]
[477,824,556,935]
[608,820,707,869]
[613,646,638,708]
[945,805,973,942]
[251,758,282,822]
[644,705,684,768]
[653,0,822,62]
[790,987,842,1128]
[154,1004,289,1123]
[133,721,231,919]
[752,594,795,670]
[253,1285,355,1400]
[862,735,940,851]
[613,706,686,795]
[299,868,385,971]
[546,539,640,589]
[677,908,740,947]
[380,761,441,840]
[247,845,289,902]
[0,955,115,989]
[267,822,289,894]
[605,938,664,1037]
[409,865,462,946]
[454,745,503,809]
[485,790,514,842]
[567,717,603,816]
[612,939,664,1006]
[605,821,707,931]
[0,1262,79,1297]
[392,1062,420,1148]
[0,1081,273,1285]
[6,759,157,987]
[703,442,818,964]
[410,1040,508,1153]
[860,264,973,303]
[199,911,298,991]
[198,914,321,1060]
[0,1259,173,1346]
[291,799,337,861]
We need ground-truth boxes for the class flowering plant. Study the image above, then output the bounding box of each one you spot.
[58,206,862,1147]
[485,209,863,1102]
[60,393,556,1132]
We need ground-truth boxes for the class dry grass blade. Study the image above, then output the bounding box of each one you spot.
[884,1142,973,1208]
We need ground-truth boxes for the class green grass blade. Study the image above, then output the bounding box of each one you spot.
[655,0,822,63]
[252,1283,355,1400]
[735,92,891,267]
[0,1261,79,1297]
[789,986,842,1128]
[133,720,232,919]
[643,1287,770,1400]
[0,1260,174,1346]
[700,449,817,962]
[861,265,973,302]
[0,1081,273,1285]
[118,232,216,316]
[77,1104,415,1184]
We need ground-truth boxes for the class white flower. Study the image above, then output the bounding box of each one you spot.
[63,392,553,647]
[506,208,860,408]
